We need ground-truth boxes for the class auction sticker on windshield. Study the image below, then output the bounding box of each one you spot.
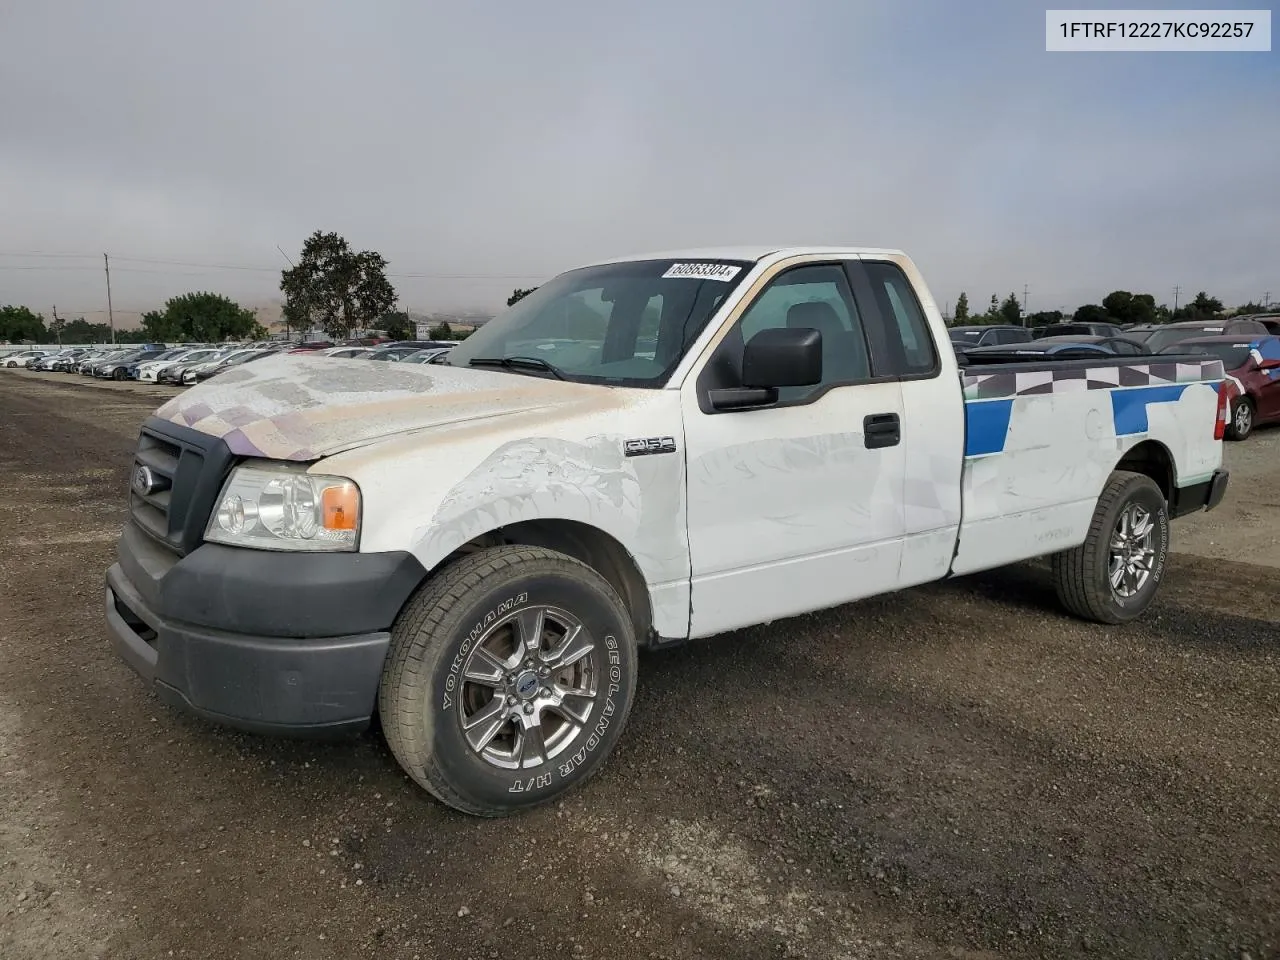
[662,262,742,281]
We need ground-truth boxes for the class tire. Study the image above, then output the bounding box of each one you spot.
[1226,396,1253,441]
[1051,470,1170,625]
[378,545,638,817]
[113,367,127,381]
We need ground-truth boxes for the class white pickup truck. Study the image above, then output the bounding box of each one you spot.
[105,246,1230,816]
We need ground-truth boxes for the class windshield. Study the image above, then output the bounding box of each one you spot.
[1145,328,1214,353]
[442,258,753,386]
[949,329,985,341]
[1171,341,1253,369]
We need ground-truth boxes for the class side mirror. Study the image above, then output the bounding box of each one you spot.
[708,327,823,411]
[743,327,823,388]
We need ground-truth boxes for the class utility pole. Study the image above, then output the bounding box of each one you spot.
[104,253,116,344]
[276,244,296,340]
[52,305,60,345]
[1172,284,1181,316]
[1264,291,1272,309]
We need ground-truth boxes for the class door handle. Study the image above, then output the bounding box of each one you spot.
[863,412,900,449]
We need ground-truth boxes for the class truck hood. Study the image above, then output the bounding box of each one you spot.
[153,352,612,460]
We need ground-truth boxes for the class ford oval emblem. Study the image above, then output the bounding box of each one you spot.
[133,465,157,496]
[515,672,540,699]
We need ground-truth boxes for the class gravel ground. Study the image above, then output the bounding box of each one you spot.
[1,370,1277,960]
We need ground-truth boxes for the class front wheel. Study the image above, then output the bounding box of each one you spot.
[1051,470,1170,624]
[1227,397,1253,441]
[378,545,638,816]
[113,367,127,381]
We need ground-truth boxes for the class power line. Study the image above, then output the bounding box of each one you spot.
[0,250,546,279]
[0,251,98,259]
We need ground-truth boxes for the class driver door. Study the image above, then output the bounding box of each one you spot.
[679,259,907,639]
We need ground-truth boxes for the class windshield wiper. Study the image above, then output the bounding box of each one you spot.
[468,355,567,380]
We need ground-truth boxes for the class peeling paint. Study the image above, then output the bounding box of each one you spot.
[155,352,613,459]
[313,388,691,639]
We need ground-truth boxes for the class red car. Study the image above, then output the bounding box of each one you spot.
[1170,335,1280,440]
[287,340,335,353]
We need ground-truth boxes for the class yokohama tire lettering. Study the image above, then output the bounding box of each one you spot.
[442,592,528,710]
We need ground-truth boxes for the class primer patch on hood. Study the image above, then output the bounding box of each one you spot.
[154,352,607,460]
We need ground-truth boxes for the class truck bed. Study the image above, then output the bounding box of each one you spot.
[951,352,1225,575]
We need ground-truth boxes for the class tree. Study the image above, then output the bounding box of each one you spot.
[1230,301,1268,317]
[953,292,970,324]
[999,292,1022,326]
[507,287,537,307]
[379,310,413,340]
[141,292,262,342]
[116,328,158,344]
[62,318,114,343]
[969,294,1003,325]
[1173,292,1223,323]
[0,305,48,343]
[428,320,453,340]
[280,231,398,339]
[1026,310,1064,326]
[1072,303,1111,324]
[1101,290,1156,326]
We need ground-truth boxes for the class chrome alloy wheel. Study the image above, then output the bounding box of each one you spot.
[1234,401,1252,435]
[458,606,599,770]
[1108,502,1156,598]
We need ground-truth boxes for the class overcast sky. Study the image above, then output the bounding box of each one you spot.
[1,0,1276,325]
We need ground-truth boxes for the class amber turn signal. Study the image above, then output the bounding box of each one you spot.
[321,482,360,531]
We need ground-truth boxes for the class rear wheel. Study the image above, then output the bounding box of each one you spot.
[112,367,127,381]
[1226,396,1253,440]
[1051,470,1170,624]
[378,546,638,816]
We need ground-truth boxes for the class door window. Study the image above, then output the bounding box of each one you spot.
[734,264,871,401]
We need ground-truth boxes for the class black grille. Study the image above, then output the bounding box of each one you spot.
[127,416,238,556]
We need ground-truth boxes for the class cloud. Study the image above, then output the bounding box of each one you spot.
[1,0,1275,318]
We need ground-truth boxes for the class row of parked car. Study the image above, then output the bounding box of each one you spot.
[954,315,1280,441]
[2,338,458,385]
[4,342,293,383]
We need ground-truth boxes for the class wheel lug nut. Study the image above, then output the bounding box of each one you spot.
[540,687,550,697]
[522,703,534,715]
[538,667,549,677]
[506,696,516,706]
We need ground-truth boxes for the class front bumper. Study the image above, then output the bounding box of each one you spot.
[105,521,427,737]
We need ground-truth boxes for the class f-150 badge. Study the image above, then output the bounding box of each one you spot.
[623,437,677,457]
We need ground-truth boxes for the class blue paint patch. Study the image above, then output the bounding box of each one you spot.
[964,399,1014,456]
[1253,336,1280,363]
[1110,384,1188,436]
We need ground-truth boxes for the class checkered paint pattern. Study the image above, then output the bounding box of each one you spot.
[961,359,1224,400]
[904,451,962,528]
[960,358,1226,459]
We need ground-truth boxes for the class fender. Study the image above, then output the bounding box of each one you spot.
[407,435,691,639]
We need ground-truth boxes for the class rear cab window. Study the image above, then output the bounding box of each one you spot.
[855,260,940,378]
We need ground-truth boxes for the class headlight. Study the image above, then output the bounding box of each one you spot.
[205,463,361,552]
